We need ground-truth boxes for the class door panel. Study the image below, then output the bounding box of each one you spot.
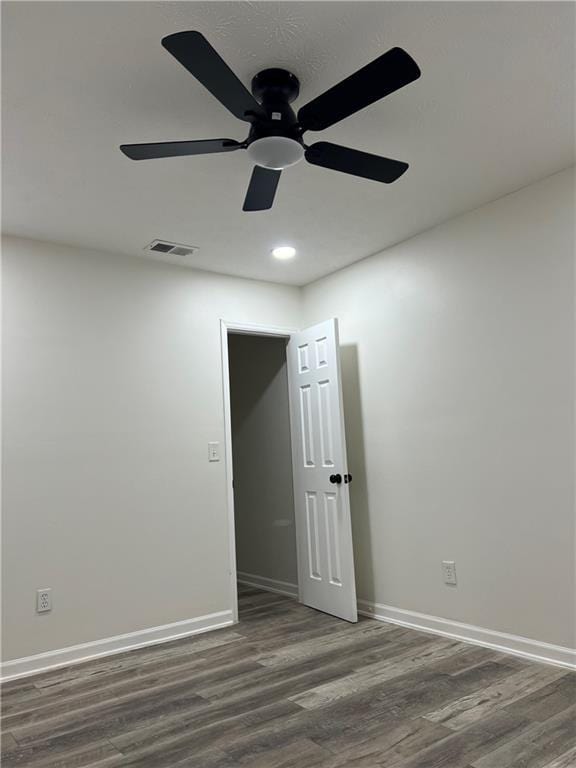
[287,318,357,622]
[305,491,322,580]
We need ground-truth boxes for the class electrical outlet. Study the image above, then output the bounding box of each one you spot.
[36,588,52,613]
[208,441,220,462]
[442,561,457,586]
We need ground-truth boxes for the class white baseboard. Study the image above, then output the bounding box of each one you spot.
[8,594,569,682]
[237,571,299,599]
[358,600,576,671]
[0,610,234,683]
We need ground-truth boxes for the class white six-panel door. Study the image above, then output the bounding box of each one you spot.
[287,319,357,622]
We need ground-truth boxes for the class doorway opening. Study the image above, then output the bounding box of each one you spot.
[221,318,358,626]
[227,331,299,616]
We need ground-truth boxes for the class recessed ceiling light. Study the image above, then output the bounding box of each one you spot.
[272,245,296,260]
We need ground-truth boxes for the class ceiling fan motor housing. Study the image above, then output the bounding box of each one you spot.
[248,69,302,142]
[246,68,305,169]
[251,68,300,106]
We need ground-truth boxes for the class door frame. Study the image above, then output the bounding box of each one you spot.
[220,320,299,623]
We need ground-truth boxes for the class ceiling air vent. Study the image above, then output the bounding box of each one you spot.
[144,239,198,258]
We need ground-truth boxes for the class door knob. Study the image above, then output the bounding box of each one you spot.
[329,473,342,485]
[344,473,353,484]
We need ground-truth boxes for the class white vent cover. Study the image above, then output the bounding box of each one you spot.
[144,239,198,258]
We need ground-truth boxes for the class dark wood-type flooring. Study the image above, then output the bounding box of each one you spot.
[1,587,575,767]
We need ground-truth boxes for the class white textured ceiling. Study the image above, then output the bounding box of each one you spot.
[2,1,574,285]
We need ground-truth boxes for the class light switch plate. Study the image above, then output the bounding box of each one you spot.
[208,442,220,462]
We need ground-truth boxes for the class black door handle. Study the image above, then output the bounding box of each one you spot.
[344,473,353,484]
[329,473,342,485]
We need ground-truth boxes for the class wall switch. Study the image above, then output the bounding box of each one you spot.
[442,561,457,586]
[208,442,220,462]
[36,588,52,613]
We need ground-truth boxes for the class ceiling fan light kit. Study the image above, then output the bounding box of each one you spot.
[120,31,421,211]
[246,136,304,170]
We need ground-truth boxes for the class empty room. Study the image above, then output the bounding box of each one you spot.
[1,2,575,767]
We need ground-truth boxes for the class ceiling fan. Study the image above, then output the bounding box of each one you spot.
[120,32,421,211]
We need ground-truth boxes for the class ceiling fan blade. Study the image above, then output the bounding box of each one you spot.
[242,166,281,211]
[298,48,420,132]
[305,142,408,183]
[162,31,264,123]
[120,138,242,160]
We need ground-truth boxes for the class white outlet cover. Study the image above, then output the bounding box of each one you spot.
[442,561,457,585]
[208,441,220,462]
[36,588,52,613]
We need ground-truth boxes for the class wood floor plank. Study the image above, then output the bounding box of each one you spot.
[471,705,576,768]
[317,716,452,767]
[1,587,573,768]
[423,665,567,731]
[238,612,342,644]
[113,701,303,767]
[10,680,208,749]
[234,736,334,768]
[500,673,576,722]
[1,732,19,753]
[0,685,44,713]
[2,658,263,731]
[223,660,516,764]
[294,643,517,715]
[31,630,244,692]
[256,619,396,667]
[1,738,125,768]
[540,746,576,767]
[291,639,466,710]
[199,631,428,702]
[399,709,532,768]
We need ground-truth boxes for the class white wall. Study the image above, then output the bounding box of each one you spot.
[1,237,300,660]
[302,168,575,648]
[229,334,297,586]
[2,167,574,664]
